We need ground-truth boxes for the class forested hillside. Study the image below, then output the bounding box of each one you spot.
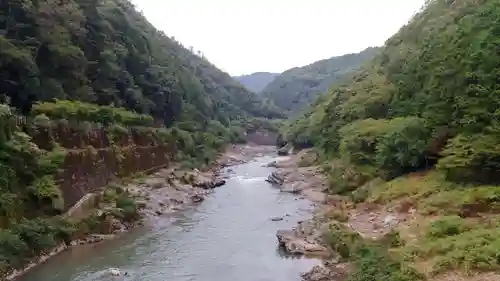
[234,72,278,93]
[0,0,285,277]
[261,47,379,114]
[285,0,500,279]
[0,0,283,126]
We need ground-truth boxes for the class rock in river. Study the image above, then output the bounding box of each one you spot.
[277,146,290,156]
[301,264,347,281]
[280,182,303,194]
[276,229,329,257]
[193,178,226,189]
[266,172,284,185]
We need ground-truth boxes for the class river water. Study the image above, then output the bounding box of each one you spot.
[18,155,320,281]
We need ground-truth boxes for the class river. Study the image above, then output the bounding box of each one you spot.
[17,154,320,281]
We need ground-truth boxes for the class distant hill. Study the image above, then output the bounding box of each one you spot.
[261,47,380,114]
[234,72,279,93]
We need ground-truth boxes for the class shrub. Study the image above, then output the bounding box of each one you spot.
[339,118,392,165]
[375,117,432,178]
[0,229,28,269]
[33,114,51,127]
[33,100,154,127]
[379,230,405,247]
[437,133,500,184]
[322,223,363,260]
[321,224,421,281]
[327,159,378,195]
[348,245,423,281]
[27,176,64,211]
[115,196,139,221]
[0,217,76,271]
[328,209,349,222]
[350,188,370,203]
[425,216,471,239]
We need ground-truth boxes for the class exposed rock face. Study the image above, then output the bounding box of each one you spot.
[301,263,348,281]
[277,146,290,156]
[264,161,278,168]
[266,172,285,185]
[276,229,329,257]
[125,168,215,217]
[193,178,226,189]
[280,182,304,194]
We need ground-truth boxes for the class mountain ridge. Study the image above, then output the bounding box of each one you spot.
[233,72,279,93]
[260,47,380,114]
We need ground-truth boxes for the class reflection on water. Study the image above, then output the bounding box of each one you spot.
[18,155,320,281]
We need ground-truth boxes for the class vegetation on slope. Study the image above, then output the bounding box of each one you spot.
[285,0,500,278]
[234,72,279,93]
[261,47,380,114]
[0,0,283,126]
[0,105,73,274]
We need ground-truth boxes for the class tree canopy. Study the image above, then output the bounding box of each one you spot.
[0,0,283,126]
[286,0,500,185]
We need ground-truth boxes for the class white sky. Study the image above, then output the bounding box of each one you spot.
[132,0,426,76]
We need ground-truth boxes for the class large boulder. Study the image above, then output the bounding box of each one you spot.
[277,146,290,156]
[280,182,303,194]
[266,172,285,185]
[276,229,329,257]
[192,175,226,189]
[301,264,347,281]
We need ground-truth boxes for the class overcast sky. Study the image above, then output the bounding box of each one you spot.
[132,0,426,76]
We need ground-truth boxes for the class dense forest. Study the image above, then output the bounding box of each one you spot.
[0,0,283,125]
[261,47,379,114]
[284,0,500,279]
[234,72,278,93]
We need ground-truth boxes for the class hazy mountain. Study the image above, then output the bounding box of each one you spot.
[234,72,279,93]
[261,47,380,114]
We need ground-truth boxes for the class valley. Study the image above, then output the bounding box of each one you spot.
[0,0,498,280]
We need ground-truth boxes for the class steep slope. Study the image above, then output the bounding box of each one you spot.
[0,0,282,127]
[261,47,379,113]
[234,72,279,93]
[286,0,500,279]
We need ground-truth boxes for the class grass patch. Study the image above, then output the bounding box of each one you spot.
[421,185,500,216]
[322,223,422,281]
[369,171,500,216]
[348,245,423,281]
[370,171,448,204]
[425,216,472,239]
[403,226,500,275]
